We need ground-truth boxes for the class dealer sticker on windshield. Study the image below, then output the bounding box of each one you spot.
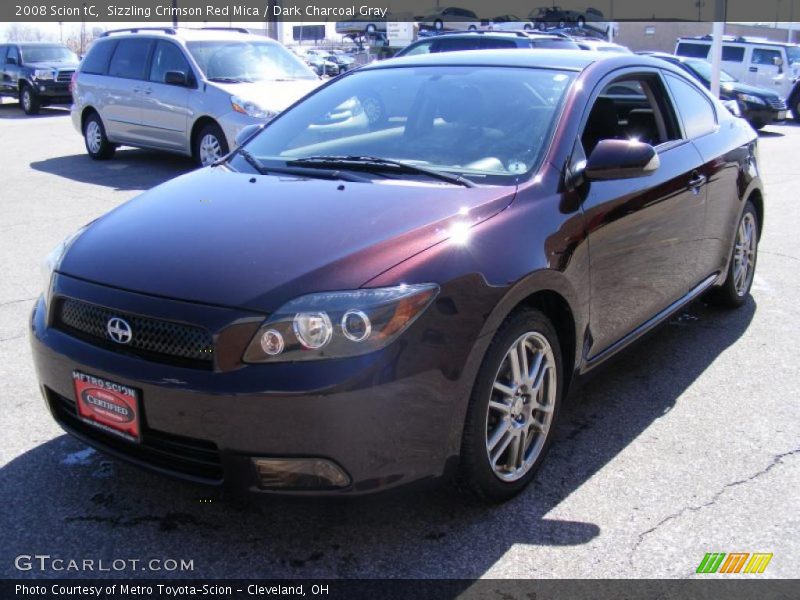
[73,371,141,443]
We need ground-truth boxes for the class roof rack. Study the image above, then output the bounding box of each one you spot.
[101,27,176,37]
[200,27,251,34]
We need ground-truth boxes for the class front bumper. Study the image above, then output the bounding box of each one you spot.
[743,104,787,127]
[216,110,270,153]
[30,79,72,103]
[30,275,471,495]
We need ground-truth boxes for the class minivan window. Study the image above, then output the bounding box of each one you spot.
[721,46,745,62]
[80,39,116,75]
[676,42,709,59]
[108,39,153,80]
[19,44,77,63]
[149,41,191,84]
[665,74,716,139]
[186,41,316,82]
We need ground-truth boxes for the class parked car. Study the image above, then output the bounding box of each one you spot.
[642,52,787,129]
[415,6,480,31]
[304,49,350,75]
[675,35,800,118]
[395,31,579,58]
[335,20,387,38]
[486,15,535,32]
[70,27,320,167]
[574,39,631,53]
[529,6,608,33]
[0,42,78,114]
[33,50,763,501]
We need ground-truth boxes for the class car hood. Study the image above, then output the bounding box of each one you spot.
[721,81,781,100]
[60,166,515,312]
[26,60,79,69]
[208,78,321,112]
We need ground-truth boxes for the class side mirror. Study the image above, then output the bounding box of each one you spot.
[234,123,263,147]
[773,56,784,67]
[584,139,660,181]
[164,70,187,86]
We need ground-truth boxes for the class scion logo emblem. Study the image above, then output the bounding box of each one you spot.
[107,317,133,345]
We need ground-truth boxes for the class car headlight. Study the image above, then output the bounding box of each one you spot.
[231,95,277,120]
[737,93,766,106]
[243,284,439,363]
[40,226,87,306]
[33,69,55,80]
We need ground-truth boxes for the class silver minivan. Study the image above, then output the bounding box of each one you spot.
[71,27,321,166]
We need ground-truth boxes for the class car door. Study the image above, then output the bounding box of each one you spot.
[748,46,785,95]
[578,70,708,360]
[0,46,8,95]
[103,37,154,144]
[4,45,21,96]
[138,40,193,151]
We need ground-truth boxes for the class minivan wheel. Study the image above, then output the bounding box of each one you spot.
[20,84,40,115]
[195,123,229,167]
[707,201,759,308]
[83,113,116,160]
[458,309,562,502]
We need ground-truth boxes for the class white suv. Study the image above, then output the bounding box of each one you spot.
[675,35,800,118]
[71,27,321,166]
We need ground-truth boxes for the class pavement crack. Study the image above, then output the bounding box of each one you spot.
[627,446,800,567]
[0,296,36,307]
[0,333,25,343]
[760,250,800,262]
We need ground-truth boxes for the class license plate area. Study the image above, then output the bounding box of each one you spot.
[73,371,141,443]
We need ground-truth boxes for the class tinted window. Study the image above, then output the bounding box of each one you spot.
[149,41,191,83]
[108,39,153,80]
[19,45,77,63]
[434,38,482,52]
[480,39,518,50]
[665,74,716,139]
[7,46,20,64]
[401,41,432,56]
[751,48,782,65]
[80,39,116,75]
[676,42,709,59]
[721,45,745,62]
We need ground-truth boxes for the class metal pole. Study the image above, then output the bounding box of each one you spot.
[172,0,178,28]
[709,0,726,98]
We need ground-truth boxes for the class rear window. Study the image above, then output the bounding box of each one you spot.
[721,45,745,62]
[676,42,709,59]
[80,39,116,75]
[108,39,153,80]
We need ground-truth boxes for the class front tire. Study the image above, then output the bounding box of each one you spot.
[707,201,759,308]
[458,309,563,502]
[20,84,41,115]
[194,122,229,167]
[83,112,116,159]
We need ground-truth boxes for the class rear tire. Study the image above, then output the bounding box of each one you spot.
[707,201,759,308]
[83,112,116,160]
[194,122,229,167]
[458,309,563,503]
[20,84,40,115]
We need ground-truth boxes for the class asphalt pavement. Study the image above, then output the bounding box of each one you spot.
[0,101,797,579]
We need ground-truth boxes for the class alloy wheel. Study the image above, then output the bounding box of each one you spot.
[199,133,222,166]
[733,212,757,296]
[22,89,31,112]
[85,121,102,154]
[485,331,556,482]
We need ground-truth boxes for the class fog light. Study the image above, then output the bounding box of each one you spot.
[253,458,351,490]
[39,85,46,92]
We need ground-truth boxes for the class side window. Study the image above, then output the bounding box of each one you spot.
[149,41,191,84]
[581,75,679,155]
[676,42,709,59]
[402,41,433,56]
[664,74,716,139]
[108,39,153,80]
[751,48,782,66]
[80,39,116,75]
[434,38,482,52]
[480,39,518,50]
[7,45,20,65]
[721,45,745,62]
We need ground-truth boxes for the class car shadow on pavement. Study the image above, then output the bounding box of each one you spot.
[30,150,196,192]
[757,129,785,138]
[0,298,756,579]
[0,103,70,120]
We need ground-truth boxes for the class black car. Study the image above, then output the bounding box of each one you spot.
[32,50,762,501]
[395,31,579,57]
[0,42,79,114]
[642,52,787,129]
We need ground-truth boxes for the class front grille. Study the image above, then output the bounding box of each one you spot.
[767,97,787,111]
[55,297,214,369]
[47,387,224,482]
[57,69,74,82]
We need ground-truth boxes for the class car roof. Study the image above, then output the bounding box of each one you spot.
[100,27,271,43]
[677,35,799,49]
[367,48,610,72]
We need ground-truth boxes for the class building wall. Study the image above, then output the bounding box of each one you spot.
[617,22,797,53]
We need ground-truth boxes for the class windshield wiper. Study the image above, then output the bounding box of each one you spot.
[234,148,371,183]
[207,76,250,83]
[286,155,476,188]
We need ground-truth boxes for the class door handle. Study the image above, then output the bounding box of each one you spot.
[749,66,758,72]
[142,87,152,95]
[687,171,707,193]
[133,86,141,93]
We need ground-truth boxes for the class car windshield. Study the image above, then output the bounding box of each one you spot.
[20,45,77,63]
[786,45,800,65]
[186,41,317,82]
[686,59,736,82]
[233,66,575,185]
